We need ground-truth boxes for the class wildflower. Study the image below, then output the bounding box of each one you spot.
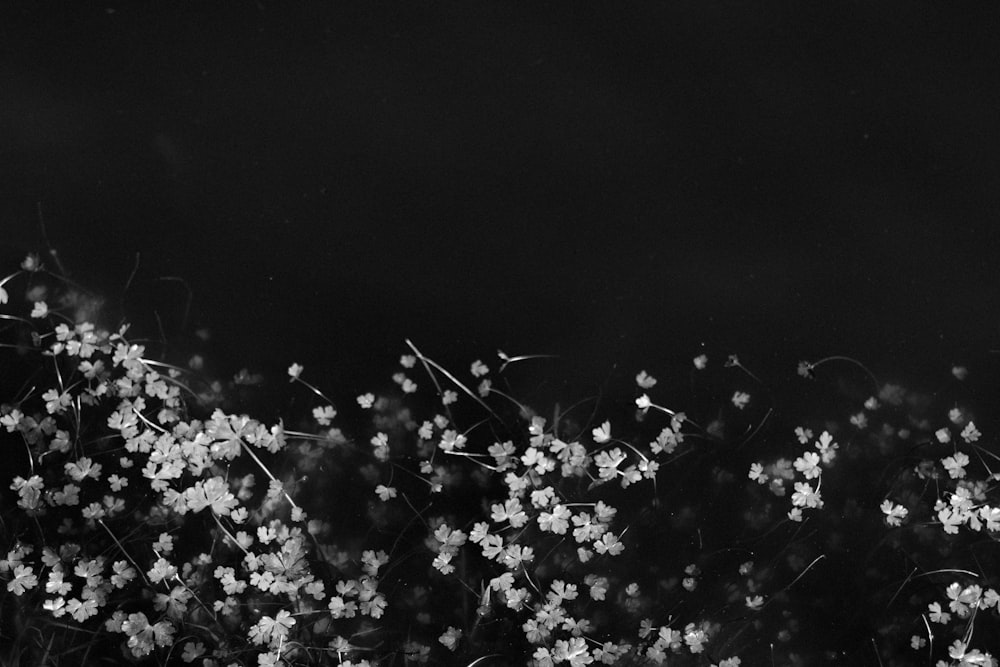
[21,253,41,271]
[181,642,206,663]
[11,475,44,511]
[439,626,462,651]
[7,564,38,595]
[469,522,491,545]
[432,550,455,575]
[639,458,659,479]
[491,498,528,528]
[533,647,555,667]
[595,448,626,480]
[434,524,467,550]
[375,484,397,501]
[51,483,80,506]
[521,447,555,475]
[184,476,238,516]
[46,568,71,595]
[360,550,389,576]
[43,597,67,617]
[0,409,24,433]
[929,600,951,625]
[64,457,103,482]
[248,609,296,646]
[369,433,389,463]
[357,393,375,408]
[961,421,982,443]
[147,557,177,584]
[793,451,821,479]
[530,486,555,509]
[328,596,358,619]
[791,481,823,509]
[287,363,303,380]
[693,354,708,369]
[683,623,707,653]
[111,561,136,588]
[950,640,969,661]
[815,431,838,463]
[746,595,764,610]
[66,597,99,622]
[438,429,467,453]
[548,580,579,604]
[538,504,571,534]
[489,571,514,593]
[985,588,1000,609]
[936,428,952,444]
[714,660,742,667]
[731,391,750,409]
[481,534,504,561]
[313,405,336,425]
[938,505,965,534]
[880,500,908,527]
[592,421,612,443]
[980,506,1000,531]
[946,582,981,618]
[594,532,624,556]
[748,462,768,484]
[594,500,617,523]
[470,359,489,377]
[585,575,609,601]
[42,388,73,414]
[635,370,657,388]
[943,451,970,479]
[554,636,592,666]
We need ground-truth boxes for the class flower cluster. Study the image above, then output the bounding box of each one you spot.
[2,256,1000,666]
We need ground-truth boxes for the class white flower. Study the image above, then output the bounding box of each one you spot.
[592,421,612,444]
[635,370,657,389]
[880,500,908,527]
[942,452,970,479]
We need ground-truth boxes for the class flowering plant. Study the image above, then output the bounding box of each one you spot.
[1,254,1000,666]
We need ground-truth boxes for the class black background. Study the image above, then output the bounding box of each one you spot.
[4,1,1000,404]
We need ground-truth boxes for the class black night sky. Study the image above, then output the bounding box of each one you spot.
[4,2,1000,403]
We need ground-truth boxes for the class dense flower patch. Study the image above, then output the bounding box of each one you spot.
[1,254,1000,666]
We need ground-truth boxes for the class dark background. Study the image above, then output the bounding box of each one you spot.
[4,1,1000,404]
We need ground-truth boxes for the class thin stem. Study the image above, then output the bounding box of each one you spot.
[98,519,151,586]
[237,438,300,511]
[497,349,558,373]
[212,513,249,555]
[405,339,500,421]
